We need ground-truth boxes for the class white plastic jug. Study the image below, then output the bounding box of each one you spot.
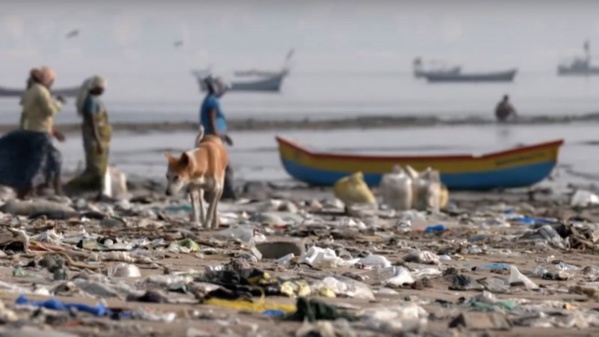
[380,165,413,211]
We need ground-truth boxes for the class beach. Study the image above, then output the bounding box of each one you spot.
[0,104,598,336]
[2,48,599,337]
[0,179,597,337]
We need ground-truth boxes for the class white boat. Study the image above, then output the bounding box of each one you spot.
[192,49,294,93]
[413,57,461,78]
[557,40,599,76]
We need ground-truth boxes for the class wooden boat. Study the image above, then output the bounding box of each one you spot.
[275,136,564,190]
[423,68,518,83]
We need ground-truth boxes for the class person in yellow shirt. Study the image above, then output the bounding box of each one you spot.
[20,67,65,140]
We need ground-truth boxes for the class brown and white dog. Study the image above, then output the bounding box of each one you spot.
[164,126,228,229]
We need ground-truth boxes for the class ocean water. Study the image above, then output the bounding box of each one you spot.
[57,122,596,190]
[2,71,599,187]
[1,71,599,124]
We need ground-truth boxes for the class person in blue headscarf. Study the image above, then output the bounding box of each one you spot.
[199,76,236,200]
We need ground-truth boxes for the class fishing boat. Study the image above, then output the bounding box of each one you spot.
[0,85,80,98]
[413,57,461,78]
[275,136,564,190]
[423,68,518,83]
[557,40,599,76]
[192,70,287,92]
[192,49,294,93]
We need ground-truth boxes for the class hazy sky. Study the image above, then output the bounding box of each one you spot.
[1,0,599,100]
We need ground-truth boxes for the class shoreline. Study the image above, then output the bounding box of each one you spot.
[2,113,599,134]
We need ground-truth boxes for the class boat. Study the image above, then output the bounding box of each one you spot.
[192,49,294,93]
[422,68,518,83]
[192,69,287,92]
[413,57,461,78]
[557,40,599,76]
[233,49,294,77]
[0,85,80,98]
[275,136,564,190]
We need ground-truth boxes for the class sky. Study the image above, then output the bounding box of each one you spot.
[1,0,599,101]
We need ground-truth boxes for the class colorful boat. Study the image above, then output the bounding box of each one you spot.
[275,136,564,190]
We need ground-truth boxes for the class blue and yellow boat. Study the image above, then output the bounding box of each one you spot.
[276,136,564,190]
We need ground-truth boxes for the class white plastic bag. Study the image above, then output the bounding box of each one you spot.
[103,166,128,199]
[508,265,539,289]
[571,190,599,208]
[412,167,443,212]
[103,170,112,197]
[380,165,413,211]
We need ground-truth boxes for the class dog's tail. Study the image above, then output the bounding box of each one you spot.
[195,125,205,147]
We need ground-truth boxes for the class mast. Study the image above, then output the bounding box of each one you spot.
[584,39,590,63]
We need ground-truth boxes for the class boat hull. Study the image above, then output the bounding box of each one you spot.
[276,136,563,190]
[424,69,518,83]
[414,67,461,79]
[557,66,599,76]
[194,72,286,93]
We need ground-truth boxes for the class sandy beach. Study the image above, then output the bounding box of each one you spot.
[1,1,599,335]
[0,176,595,336]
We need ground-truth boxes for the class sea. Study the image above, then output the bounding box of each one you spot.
[2,71,599,189]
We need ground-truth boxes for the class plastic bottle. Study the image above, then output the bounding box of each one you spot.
[424,224,446,233]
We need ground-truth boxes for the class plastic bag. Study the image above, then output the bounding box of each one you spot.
[571,190,599,208]
[103,166,128,199]
[380,165,413,211]
[333,172,376,206]
[404,165,419,180]
[439,184,449,209]
[411,167,444,211]
[299,247,344,268]
[508,265,538,289]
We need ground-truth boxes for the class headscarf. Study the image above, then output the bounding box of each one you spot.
[212,76,231,98]
[30,66,56,88]
[75,75,107,116]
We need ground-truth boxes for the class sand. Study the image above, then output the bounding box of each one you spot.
[0,182,595,336]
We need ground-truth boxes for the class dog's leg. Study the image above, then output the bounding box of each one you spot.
[197,188,206,227]
[189,189,201,227]
[210,182,224,229]
[205,186,219,229]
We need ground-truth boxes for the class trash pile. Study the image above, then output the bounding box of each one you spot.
[0,177,595,336]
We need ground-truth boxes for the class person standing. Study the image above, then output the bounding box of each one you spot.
[64,75,111,199]
[20,66,66,140]
[495,95,517,122]
[199,76,236,200]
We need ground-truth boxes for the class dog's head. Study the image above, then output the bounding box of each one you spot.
[164,152,193,196]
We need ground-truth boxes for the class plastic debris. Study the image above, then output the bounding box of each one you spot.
[571,189,599,208]
[333,172,377,207]
[380,165,413,211]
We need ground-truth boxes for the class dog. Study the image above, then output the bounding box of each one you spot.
[164,126,228,229]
